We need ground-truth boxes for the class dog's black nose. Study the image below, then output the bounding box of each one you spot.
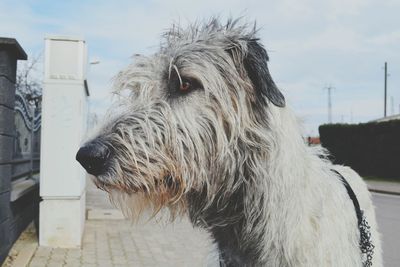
[76,142,110,176]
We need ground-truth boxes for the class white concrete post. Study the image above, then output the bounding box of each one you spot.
[40,36,89,248]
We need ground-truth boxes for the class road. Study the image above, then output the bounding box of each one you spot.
[372,192,400,267]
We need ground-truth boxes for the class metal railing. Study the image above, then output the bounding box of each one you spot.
[11,90,41,181]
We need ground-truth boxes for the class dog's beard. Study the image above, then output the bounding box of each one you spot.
[93,173,188,221]
[108,189,187,222]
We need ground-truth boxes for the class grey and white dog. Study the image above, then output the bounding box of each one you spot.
[76,18,382,266]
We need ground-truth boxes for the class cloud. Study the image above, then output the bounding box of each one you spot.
[368,30,400,46]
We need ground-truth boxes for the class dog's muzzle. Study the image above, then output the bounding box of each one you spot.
[76,141,110,176]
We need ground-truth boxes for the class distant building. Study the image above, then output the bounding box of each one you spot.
[307,136,320,146]
[370,114,400,123]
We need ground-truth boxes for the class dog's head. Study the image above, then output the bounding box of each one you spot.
[76,18,285,218]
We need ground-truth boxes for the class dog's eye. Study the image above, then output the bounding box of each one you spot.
[167,67,203,97]
[169,75,203,97]
[179,80,191,92]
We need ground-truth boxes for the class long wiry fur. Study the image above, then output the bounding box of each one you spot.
[83,18,382,266]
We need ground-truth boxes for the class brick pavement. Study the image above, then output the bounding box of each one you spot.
[28,219,213,267]
[25,178,215,267]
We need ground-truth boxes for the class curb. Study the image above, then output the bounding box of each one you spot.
[1,223,37,267]
[10,243,37,267]
[368,188,400,196]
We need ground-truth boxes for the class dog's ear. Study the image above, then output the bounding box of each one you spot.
[241,39,285,107]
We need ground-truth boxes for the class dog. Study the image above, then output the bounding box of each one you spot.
[76,18,382,266]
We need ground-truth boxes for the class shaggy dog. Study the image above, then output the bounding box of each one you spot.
[76,18,382,266]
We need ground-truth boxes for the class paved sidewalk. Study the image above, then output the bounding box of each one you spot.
[366,180,400,195]
[28,219,212,267]
[24,178,215,267]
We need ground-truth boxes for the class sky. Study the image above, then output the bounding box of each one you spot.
[1,0,399,136]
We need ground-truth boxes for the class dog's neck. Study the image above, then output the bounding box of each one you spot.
[187,182,264,266]
[187,107,321,266]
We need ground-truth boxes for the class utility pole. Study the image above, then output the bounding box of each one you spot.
[324,86,334,123]
[384,62,387,117]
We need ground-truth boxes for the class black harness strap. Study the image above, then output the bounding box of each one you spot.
[332,169,375,267]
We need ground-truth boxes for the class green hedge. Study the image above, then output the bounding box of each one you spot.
[319,120,400,180]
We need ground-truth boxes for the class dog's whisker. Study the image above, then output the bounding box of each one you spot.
[172,64,182,86]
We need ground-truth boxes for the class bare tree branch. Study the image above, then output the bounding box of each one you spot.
[16,52,43,100]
